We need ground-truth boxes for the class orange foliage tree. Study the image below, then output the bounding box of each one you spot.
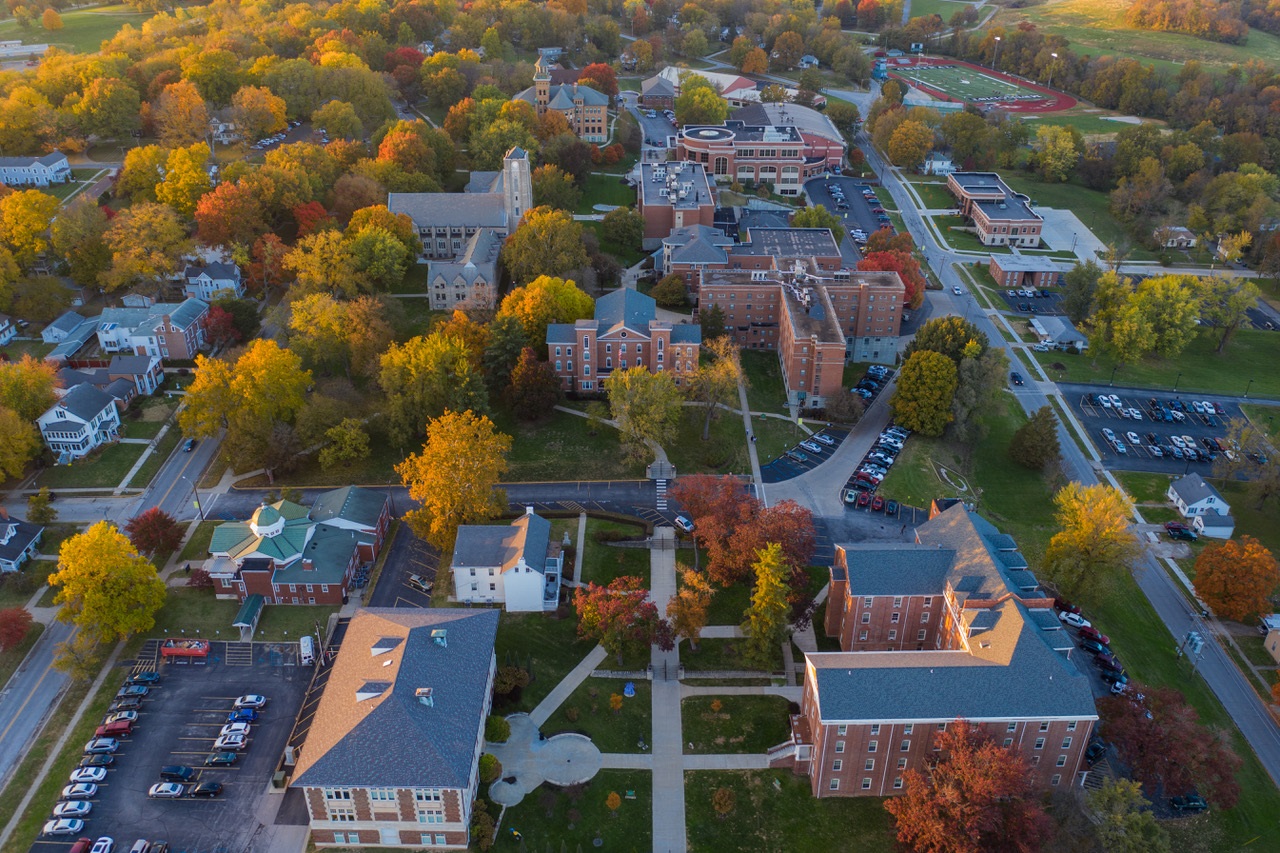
[1193,536,1280,623]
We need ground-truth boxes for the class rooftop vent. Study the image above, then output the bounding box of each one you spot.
[431,629,448,648]
[416,687,434,707]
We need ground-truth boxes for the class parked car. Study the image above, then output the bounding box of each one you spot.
[1170,793,1208,813]
[1078,626,1110,645]
[83,738,119,755]
[227,708,258,724]
[214,733,247,750]
[70,768,106,784]
[79,755,114,768]
[1101,670,1128,687]
[126,672,160,685]
[814,433,836,446]
[234,695,268,709]
[148,783,185,799]
[885,500,899,515]
[159,766,196,783]
[95,721,132,738]
[189,781,224,798]
[116,685,148,698]
[109,697,142,712]
[69,839,93,853]
[1059,611,1091,629]
[786,449,809,463]
[1054,598,1081,615]
[220,722,251,737]
[800,440,823,454]
[1084,740,1109,765]
[1095,655,1124,674]
[91,838,117,853]
[104,711,137,725]
[1080,638,1110,656]
[856,491,871,508]
[204,751,238,766]
[1126,431,1141,445]
[673,515,694,534]
[1168,527,1198,542]
[43,819,86,836]
[54,801,92,818]
[871,495,885,512]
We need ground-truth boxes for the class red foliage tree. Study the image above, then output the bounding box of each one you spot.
[577,63,619,97]
[292,201,332,237]
[124,507,184,559]
[247,233,287,295]
[195,181,268,248]
[1098,685,1241,808]
[865,228,915,255]
[573,576,672,663]
[505,347,561,420]
[858,249,926,309]
[384,47,425,73]
[0,607,34,652]
[187,567,214,589]
[885,721,1054,853]
[200,304,242,349]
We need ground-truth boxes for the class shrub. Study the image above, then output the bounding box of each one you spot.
[485,715,511,743]
[479,753,502,783]
[565,706,581,722]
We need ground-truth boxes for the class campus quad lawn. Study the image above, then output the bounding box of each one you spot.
[682,637,780,673]
[685,770,895,853]
[580,518,650,585]
[576,173,637,213]
[682,695,791,754]
[0,5,152,54]
[741,349,788,414]
[665,407,751,476]
[493,610,597,713]
[1033,328,1280,398]
[36,441,146,489]
[541,678,652,753]
[493,770,651,851]
[490,407,647,482]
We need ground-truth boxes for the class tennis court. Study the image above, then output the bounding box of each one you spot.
[893,63,1040,104]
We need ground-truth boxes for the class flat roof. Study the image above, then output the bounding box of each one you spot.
[734,227,841,258]
[780,280,843,344]
[639,162,715,211]
[949,171,1014,195]
[990,254,1067,272]
[975,196,1040,223]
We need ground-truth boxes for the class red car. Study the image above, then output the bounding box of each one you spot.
[1164,520,1189,531]
[1078,626,1111,646]
[1054,598,1081,615]
[871,495,885,512]
[856,491,871,508]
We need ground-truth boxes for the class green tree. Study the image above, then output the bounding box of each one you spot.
[319,418,372,470]
[1033,124,1082,182]
[496,274,594,348]
[689,337,742,441]
[182,48,241,106]
[602,206,645,250]
[950,347,1008,448]
[155,142,212,218]
[1088,779,1170,853]
[1009,406,1061,471]
[470,119,538,172]
[27,487,57,525]
[501,207,589,284]
[118,145,168,202]
[482,313,529,393]
[940,111,993,168]
[791,205,845,244]
[1130,274,1201,358]
[1061,259,1102,325]
[890,351,958,437]
[396,410,512,555]
[311,100,363,140]
[1043,483,1138,597]
[744,543,790,669]
[348,226,412,290]
[1196,275,1260,353]
[379,333,490,446]
[605,366,684,461]
[73,77,141,140]
[699,304,726,341]
[650,273,688,308]
[675,76,729,126]
[531,164,581,212]
[903,316,988,363]
[51,196,111,287]
[49,521,167,644]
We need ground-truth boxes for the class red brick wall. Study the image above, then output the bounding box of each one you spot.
[837,593,943,651]
[305,787,327,820]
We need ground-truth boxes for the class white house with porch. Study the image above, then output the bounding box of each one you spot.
[449,508,562,611]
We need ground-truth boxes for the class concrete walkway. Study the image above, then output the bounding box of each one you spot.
[600,753,654,769]
[553,405,669,465]
[647,526,686,853]
[487,715,603,807]
[680,684,804,701]
[529,645,608,728]
[736,378,765,502]
[572,512,587,585]
[699,626,744,639]
[115,423,171,493]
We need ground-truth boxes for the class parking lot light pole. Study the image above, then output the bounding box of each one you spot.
[182,475,205,521]
[1173,371,1182,392]
[1245,378,1254,398]
[1109,366,1118,387]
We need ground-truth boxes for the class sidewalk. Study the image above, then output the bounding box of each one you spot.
[528,645,608,727]
[648,526,686,853]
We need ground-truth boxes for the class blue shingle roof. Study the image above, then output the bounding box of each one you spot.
[595,288,655,330]
[670,325,702,344]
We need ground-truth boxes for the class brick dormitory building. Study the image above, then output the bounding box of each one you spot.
[947,172,1043,248]
[770,502,1099,796]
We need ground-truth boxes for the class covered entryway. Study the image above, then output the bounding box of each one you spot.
[233,593,264,642]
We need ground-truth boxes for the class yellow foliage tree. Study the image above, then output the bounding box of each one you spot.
[887,119,934,168]
[49,522,167,644]
[496,274,594,346]
[1042,483,1138,597]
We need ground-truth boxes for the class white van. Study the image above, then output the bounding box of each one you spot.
[299,635,316,666]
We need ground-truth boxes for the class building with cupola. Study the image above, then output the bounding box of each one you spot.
[202,486,391,607]
[513,54,609,143]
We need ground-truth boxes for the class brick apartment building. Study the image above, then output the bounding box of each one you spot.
[677,122,828,196]
[770,502,1098,797]
[947,172,1042,248]
[699,267,904,407]
[988,254,1067,290]
[637,162,717,245]
[546,288,701,393]
[294,608,498,849]
[660,226,845,295]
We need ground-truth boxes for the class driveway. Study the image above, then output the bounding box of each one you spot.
[1034,207,1107,261]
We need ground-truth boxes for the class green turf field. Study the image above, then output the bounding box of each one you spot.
[0,5,151,55]
[891,63,1042,105]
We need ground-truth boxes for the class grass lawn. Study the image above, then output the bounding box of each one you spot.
[577,173,636,213]
[683,637,779,673]
[177,519,218,563]
[126,426,181,489]
[932,214,1007,254]
[389,295,444,338]
[703,578,750,627]
[1025,112,1161,136]
[1033,329,1280,398]
[682,695,791,754]
[580,518,650,585]
[999,173,1157,259]
[685,770,895,853]
[0,4,152,53]
[541,678,652,753]
[666,407,751,476]
[149,586,338,643]
[751,415,802,463]
[741,350,788,414]
[1111,470,1173,505]
[909,181,955,210]
[390,262,429,294]
[489,407,647,482]
[120,418,167,440]
[1241,402,1280,444]
[1212,479,1280,555]
[36,441,146,489]
[492,770,651,852]
[493,610,597,714]
[1,339,55,360]
[582,220,645,267]
[244,437,406,488]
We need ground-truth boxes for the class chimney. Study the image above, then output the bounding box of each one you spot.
[525,505,534,516]
[416,687,434,707]
[302,559,314,571]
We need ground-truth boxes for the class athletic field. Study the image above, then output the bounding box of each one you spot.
[891,62,1047,106]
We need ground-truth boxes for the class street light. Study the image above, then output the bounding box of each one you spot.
[1047,52,1059,90]
[1245,378,1254,398]
[182,475,205,521]
[1109,365,1118,387]
[1173,371,1182,392]
[992,36,1002,71]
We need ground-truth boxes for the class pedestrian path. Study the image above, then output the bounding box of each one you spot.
[115,423,171,494]
[737,378,765,502]
[647,526,686,853]
[528,645,608,727]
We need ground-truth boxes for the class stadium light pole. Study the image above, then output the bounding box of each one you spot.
[991,36,1001,71]
[1047,52,1059,90]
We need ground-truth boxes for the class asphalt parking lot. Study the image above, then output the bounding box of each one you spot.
[367,525,439,609]
[31,643,309,853]
[630,104,676,147]
[1064,383,1246,475]
[995,285,1064,317]
[804,176,893,245]
[760,426,851,483]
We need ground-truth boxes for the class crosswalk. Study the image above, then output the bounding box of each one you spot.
[225,642,253,666]
[655,479,668,511]
[558,500,586,514]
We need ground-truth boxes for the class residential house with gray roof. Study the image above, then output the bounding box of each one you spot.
[0,509,43,573]
[36,383,121,460]
[546,288,701,394]
[0,313,14,347]
[451,507,563,611]
[41,311,85,344]
[1167,472,1229,519]
[0,151,70,187]
[95,298,209,360]
[203,487,390,607]
[182,261,244,301]
[771,502,1098,796]
[293,608,498,849]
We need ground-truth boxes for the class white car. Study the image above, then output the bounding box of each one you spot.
[673,515,694,534]
[90,838,115,853]
[1126,432,1140,445]
[814,434,835,446]
[1128,408,1143,420]
[215,733,247,750]
[952,287,963,295]
[1191,401,1205,413]
[42,819,85,836]
[800,440,823,454]
[1097,395,1112,408]
[220,722,251,737]
[61,783,98,799]
[148,783,185,799]
[234,695,267,709]
[53,800,92,817]
[70,767,107,784]
[1101,428,1117,442]
[1108,394,1122,408]
[1059,611,1091,629]
[1181,435,1196,448]
[1148,445,1164,457]
[1170,435,1186,448]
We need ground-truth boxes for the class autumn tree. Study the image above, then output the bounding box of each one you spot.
[397,410,512,555]
[319,419,372,470]
[667,567,715,650]
[650,273,688,308]
[312,100,363,140]
[501,207,590,284]
[195,182,268,248]
[601,206,645,250]
[1042,483,1138,597]
[27,487,56,525]
[674,75,729,126]
[791,205,844,244]
[496,275,594,350]
[904,316,988,364]
[156,142,212,217]
[51,196,111,287]
[689,336,742,441]
[772,31,804,69]
[744,543,790,669]
[885,722,1053,853]
[577,63,619,97]
[124,508,184,559]
[1193,536,1279,624]
[857,249,927,309]
[379,332,490,445]
[712,787,736,818]
[887,119,934,167]
[605,366,683,461]
[50,522,167,644]
[506,347,561,420]
[41,8,62,29]
[232,85,288,143]
[0,407,39,480]
[154,80,210,147]
[0,607,33,652]
[1033,124,1082,182]
[531,164,581,212]
[890,350,958,437]
[1009,406,1061,471]
[285,230,367,298]
[1098,685,1241,808]
[1088,779,1170,853]
[574,575,668,663]
[741,48,768,74]
[0,190,59,267]
[73,77,141,141]
[118,145,168,202]
[101,202,191,293]
[0,353,60,421]
[1196,276,1260,353]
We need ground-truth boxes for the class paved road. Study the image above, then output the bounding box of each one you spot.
[0,619,75,789]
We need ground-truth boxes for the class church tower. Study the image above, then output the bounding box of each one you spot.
[502,147,533,228]
[533,54,551,113]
